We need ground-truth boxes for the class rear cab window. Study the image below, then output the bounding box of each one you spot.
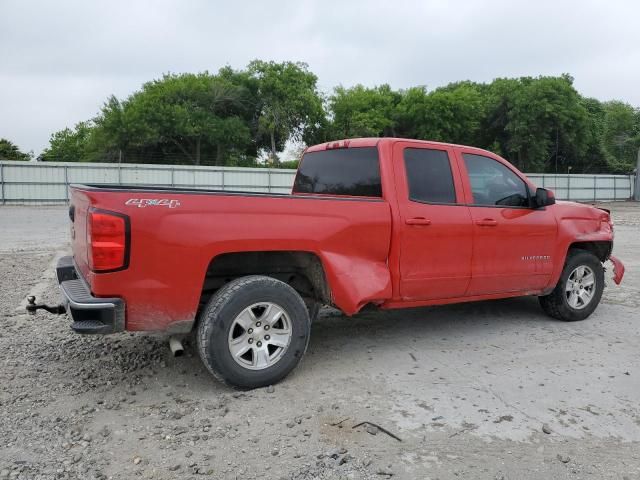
[293,147,382,197]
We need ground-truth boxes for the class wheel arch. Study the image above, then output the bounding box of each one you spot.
[196,251,331,325]
[544,239,612,295]
[567,240,612,262]
[194,248,392,326]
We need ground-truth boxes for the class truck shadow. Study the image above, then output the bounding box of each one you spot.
[303,295,573,364]
[314,295,551,339]
[45,295,589,395]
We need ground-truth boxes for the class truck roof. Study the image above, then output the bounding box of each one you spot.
[305,137,488,154]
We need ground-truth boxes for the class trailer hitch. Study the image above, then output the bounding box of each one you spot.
[25,296,66,315]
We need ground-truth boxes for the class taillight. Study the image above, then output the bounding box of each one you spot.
[87,209,130,272]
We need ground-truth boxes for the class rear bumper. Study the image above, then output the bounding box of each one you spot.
[57,256,125,334]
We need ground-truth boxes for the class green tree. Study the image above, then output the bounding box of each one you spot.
[395,82,487,145]
[38,61,640,173]
[126,73,255,165]
[482,75,590,172]
[329,84,400,138]
[40,122,94,162]
[0,138,31,161]
[601,100,640,173]
[249,60,325,164]
[90,71,258,165]
[577,97,611,173]
[91,96,140,163]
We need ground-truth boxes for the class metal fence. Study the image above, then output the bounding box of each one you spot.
[0,160,636,204]
[0,161,297,204]
[525,173,635,202]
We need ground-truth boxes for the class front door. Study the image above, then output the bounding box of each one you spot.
[455,150,557,295]
[393,142,473,301]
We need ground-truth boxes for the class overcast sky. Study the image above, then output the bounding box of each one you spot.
[1,0,639,155]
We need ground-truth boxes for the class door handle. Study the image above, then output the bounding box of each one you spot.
[405,217,432,226]
[475,218,498,227]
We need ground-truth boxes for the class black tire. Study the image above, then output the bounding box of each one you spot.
[539,249,604,321]
[197,275,311,389]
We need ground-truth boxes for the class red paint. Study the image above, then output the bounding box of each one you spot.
[609,255,625,285]
[68,138,624,332]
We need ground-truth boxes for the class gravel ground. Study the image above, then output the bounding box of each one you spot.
[0,203,639,480]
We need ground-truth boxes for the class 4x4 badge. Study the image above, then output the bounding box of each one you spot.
[125,198,181,208]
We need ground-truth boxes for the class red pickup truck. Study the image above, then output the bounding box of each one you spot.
[29,138,625,388]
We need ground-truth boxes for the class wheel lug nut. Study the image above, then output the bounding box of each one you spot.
[248,328,253,334]
[264,325,270,330]
[257,341,262,347]
[265,335,270,340]
[248,338,253,344]
[256,322,261,327]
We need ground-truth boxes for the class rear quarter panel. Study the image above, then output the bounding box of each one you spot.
[70,187,392,331]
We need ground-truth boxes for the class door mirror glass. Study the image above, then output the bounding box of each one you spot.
[535,188,555,207]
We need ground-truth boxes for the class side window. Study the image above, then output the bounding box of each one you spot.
[404,148,457,204]
[463,154,529,207]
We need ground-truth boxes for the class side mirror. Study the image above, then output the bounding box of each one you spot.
[535,188,555,208]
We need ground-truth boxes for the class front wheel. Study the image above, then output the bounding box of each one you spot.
[539,250,604,321]
[197,276,311,389]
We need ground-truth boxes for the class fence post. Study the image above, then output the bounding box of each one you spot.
[0,163,4,205]
[614,177,617,201]
[268,169,272,193]
[171,167,175,187]
[221,168,225,191]
[64,165,69,203]
[593,176,597,202]
[567,174,570,201]
[635,147,640,201]
[118,164,122,185]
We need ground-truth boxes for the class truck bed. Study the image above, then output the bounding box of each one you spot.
[69,183,393,331]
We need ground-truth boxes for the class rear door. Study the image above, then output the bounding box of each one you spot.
[454,148,557,295]
[392,142,473,301]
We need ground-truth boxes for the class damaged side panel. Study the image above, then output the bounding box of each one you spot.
[546,204,615,291]
[320,252,392,315]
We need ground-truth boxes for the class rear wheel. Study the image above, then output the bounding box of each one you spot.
[539,250,604,321]
[197,275,311,389]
